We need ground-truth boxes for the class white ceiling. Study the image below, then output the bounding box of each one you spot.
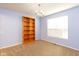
[0,3,78,17]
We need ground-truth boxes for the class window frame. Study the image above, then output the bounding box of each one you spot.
[47,16,68,40]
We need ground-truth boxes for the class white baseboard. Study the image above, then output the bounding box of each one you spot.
[0,42,22,49]
[43,39,79,51]
[0,39,79,51]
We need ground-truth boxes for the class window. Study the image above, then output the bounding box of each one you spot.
[47,16,68,39]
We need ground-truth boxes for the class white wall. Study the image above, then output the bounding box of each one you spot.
[41,6,79,51]
[0,8,41,48]
[35,17,41,40]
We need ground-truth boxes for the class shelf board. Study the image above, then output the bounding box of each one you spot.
[24,26,35,27]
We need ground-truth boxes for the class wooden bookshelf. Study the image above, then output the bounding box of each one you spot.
[22,16,35,46]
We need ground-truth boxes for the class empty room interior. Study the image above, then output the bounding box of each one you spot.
[0,3,79,56]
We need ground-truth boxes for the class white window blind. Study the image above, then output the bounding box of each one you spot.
[47,16,68,39]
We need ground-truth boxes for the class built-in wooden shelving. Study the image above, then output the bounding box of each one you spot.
[22,16,35,46]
